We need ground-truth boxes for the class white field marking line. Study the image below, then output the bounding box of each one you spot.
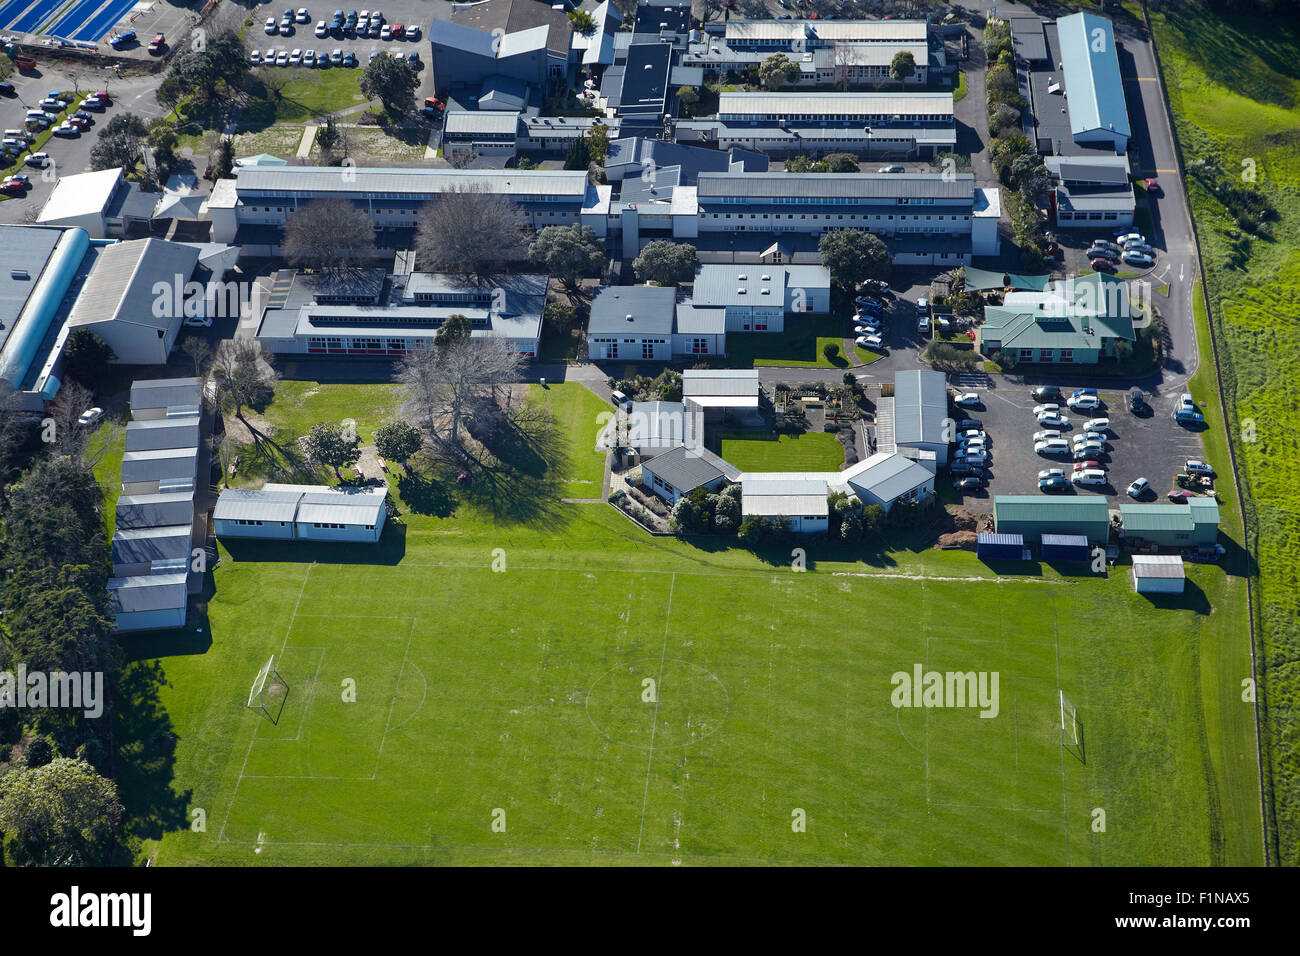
[832,571,1073,585]
[926,802,1058,815]
[1053,603,1071,867]
[383,661,429,736]
[376,617,419,771]
[924,633,930,807]
[988,390,1022,409]
[219,562,314,843]
[635,571,675,854]
[292,613,409,619]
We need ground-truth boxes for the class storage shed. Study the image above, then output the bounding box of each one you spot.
[993,495,1110,544]
[124,416,201,453]
[1041,533,1091,563]
[108,572,189,632]
[115,491,195,530]
[1131,554,1185,595]
[976,532,1029,562]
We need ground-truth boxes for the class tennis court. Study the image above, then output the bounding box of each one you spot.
[0,0,141,41]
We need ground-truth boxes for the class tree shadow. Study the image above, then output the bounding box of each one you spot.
[443,408,572,528]
[396,471,458,518]
[112,660,191,846]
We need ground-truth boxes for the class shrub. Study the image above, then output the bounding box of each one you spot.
[823,342,840,362]
[22,737,55,769]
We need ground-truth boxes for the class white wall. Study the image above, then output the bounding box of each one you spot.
[295,517,384,543]
[213,518,295,540]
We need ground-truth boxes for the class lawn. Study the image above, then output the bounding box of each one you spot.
[241,68,371,126]
[258,379,402,445]
[91,376,1263,867]
[715,430,845,472]
[1150,2,1300,865]
[952,70,968,103]
[724,315,850,368]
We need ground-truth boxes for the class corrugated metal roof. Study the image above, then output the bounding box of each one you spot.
[121,447,198,483]
[1057,12,1131,139]
[845,452,934,503]
[696,171,973,201]
[443,111,522,135]
[742,494,829,517]
[994,495,1110,523]
[1041,533,1089,547]
[893,369,948,447]
[978,532,1025,546]
[643,445,725,492]
[588,285,676,335]
[111,525,192,564]
[130,377,203,410]
[116,491,194,530]
[108,573,189,613]
[718,91,953,118]
[67,239,201,333]
[1132,554,1185,578]
[236,166,589,199]
[124,417,201,453]
[682,367,759,398]
[725,18,928,44]
[213,488,302,523]
[742,476,829,498]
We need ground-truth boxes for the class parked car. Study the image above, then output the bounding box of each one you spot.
[1073,431,1105,446]
[1072,442,1105,460]
[405,23,420,40]
[38,98,67,111]
[316,20,328,36]
[1033,429,1061,442]
[1092,238,1120,253]
[1039,475,1071,493]
[1083,417,1110,433]
[1072,387,1098,398]
[51,123,79,137]
[296,7,310,22]
[954,476,983,492]
[1144,178,1162,196]
[959,429,986,442]
[854,295,884,308]
[406,50,418,67]
[1038,468,1065,481]
[877,164,905,173]
[148,32,166,54]
[0,180,25,196]
[4,173,31,187]
[1127,388,1144,413]
[343,51,356,66]
[24,152,50,167]
[1073,459,1103,472]
[1037,412,1069,428]
[1116,232,1145,246]
[275,50,289,65]
[916,314,930,333]
[1035,438,1070,456]
[77,407,103,427]
[955,419,982,432]
[1186,459,1215,476]
[250,49,263,63]
[330,48,344,64]
[1122,250,1155,267]
[853,324,880,336]
[859,279,891,296]
[610,390,631,409]
[392,23,404,37]
[109,30,136,49]
[1086,246,1117,260]
[855,334,885,351]
[1032,403,1060,416]
[1030,385,1062,402]
[265,16,279,33]
[1168,489,1193,503]
[916,297,929,315]
[1178,393,1196,410]
[380,24,391,39]
[289,48,303,64]
[1072,469,1107,486]
[1127,477,1150,498]
[1090,257,1117,272]
[1067,394,1101,411]
[953,392,981,408]
[304,49,316,66]
[1174,408,1205,425]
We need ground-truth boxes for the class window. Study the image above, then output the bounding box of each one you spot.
[641,341,655,359]
[352,336,382,351]
[1059,349,1074,363]
[1039,349,1053,363]
[692,338,709,354]
[605,342,619,360]
[1019,348,1033,361]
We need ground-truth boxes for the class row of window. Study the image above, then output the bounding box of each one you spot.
[311,522,375,530]
[1018,348,1076,363]
[1059,211,1122,221]
[707,196,946,206]
[706,212,967,222]
[720,113,951,123]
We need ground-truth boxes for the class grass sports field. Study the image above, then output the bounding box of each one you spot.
[98,381,1260,866]
[1150,2,1300,865]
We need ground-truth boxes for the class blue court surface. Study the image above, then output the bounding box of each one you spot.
[1,0,138,41]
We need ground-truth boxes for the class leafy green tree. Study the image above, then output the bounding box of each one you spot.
[823,343,841,362]
[827,153,860,173]
[434,314,473,351]
[568,9,596,33]
[59,329,115,390]
[529,225,605,290]
[564,135,592,171]
[818,229,890,289]
[586,122,610,165]
[677,85,700,116]
[890,50,916,88]
[759,53,801,90]
[713,493,740,533]
[213,136,236,180]
[360,55,418,112]
[374,420,422,474]
[0,758,123,866]
[632,240,697,286]
[305,421,360,480]
[22,736,55,768]
[543,301,577,330]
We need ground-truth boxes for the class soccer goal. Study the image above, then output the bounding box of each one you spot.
[248,655,290,725]
[1059,690,1086,764]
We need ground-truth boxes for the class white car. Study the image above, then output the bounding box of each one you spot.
[1037,412,1069,428]
[1072,430,1105,445]
[303,49,316,65]
[24,152,50,167]
[183,313,213,328]
[953,392,980,407]
[853,311,880,325]
[855,334,885,351]
[1122,250,1155,267]
[359,8,370,19]
[1038,468,1065,480]
[1116,232,1145,247]
[380,24,391,39]
[1067,394,1101,410]
[289,48,303,64]
[1072,469,1107,486]
[1178,393,1196,409]
[296,7,310,22]
[1032,429,1061,442]
[265,17,278,34]
[265,47,276,61]
[276,50,289,65]
[406,24,420,40]
[877,164,904,173]
[1186,459,1215,476]
[1032,403,1060,416]
[916,297,929,315]
[1084,417,1110,433]
[1073,441,1105,459]
[250,49,262,63]
[316,19,328,37]
[77,407,103,427]
[959,429,986,442]
[1035,438,1070,456]
[1127,477,1150,498]
[853,325,880,337]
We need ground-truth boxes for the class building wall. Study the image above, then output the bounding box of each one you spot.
[114,607,187,632]
[641,467,724,505]
[213,517,295,540]
[1132,571,1183,594]
[670,331,725,357]
[995,516,1110,544]
[723,304,783,332]
[295,518,384,543]
[589,333,671,362]
[1075,127,1128,155]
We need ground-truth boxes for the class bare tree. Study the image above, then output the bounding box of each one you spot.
[180,336,212,378]
[415,185,529,278]
[211,339,280,440]
[283,197,377,271]
[44,380,97,462]
[397,337,524,462]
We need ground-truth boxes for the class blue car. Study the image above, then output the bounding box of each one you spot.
[1071,388,1098,398]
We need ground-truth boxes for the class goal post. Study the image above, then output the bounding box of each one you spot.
[1059,690,1085,764]
[248,655,289,724]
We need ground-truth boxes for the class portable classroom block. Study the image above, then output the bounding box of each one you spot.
[1131,554,1185,594]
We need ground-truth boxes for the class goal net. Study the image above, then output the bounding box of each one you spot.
[1059,690,1085,764]
[248,655,290,724]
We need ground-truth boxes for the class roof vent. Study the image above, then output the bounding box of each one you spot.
[10,269,29,280]
[736,288,745,294]
[737,273,747,279]
[760,288,770,294]
[626,313,634,321]
[761,274,770,280]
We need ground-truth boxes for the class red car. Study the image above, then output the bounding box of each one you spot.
[0,181,25,196]
[391,22,404,37]
[1091,257,1116,272]
[148,33,165,54]
[68,116,90,129]
[94,90,112,103]
[423,96,444,110]
[1144,178,1162,196]
[1167,490,1192,503]
[1073,460,1102,471]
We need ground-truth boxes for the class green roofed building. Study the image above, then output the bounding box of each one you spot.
[1119,498,1220,548]
[977,272,1136,366]
[993,495,1111,544]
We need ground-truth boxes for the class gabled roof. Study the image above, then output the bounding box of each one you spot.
[1131,554,1185,578]
[643,444,725,493]
[1056,12,1131,139]
[130,376,203,411]
[588,285,676,335]
[108,573,189,613]
[994,495,1110,524]
[893,370,948,447]
[66,238,201,334]
[37,168,122,223]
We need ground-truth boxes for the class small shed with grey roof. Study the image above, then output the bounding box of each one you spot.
[892,369,950,465]
[121,447,199,495]
[125,416,201,453]
[130,377,203,420]
[116,491,195,530]
[111,525,193,577]
[1131,554,1185,595]
[213,484,388,543]
[108,572,189,632]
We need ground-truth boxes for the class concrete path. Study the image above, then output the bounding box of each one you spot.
[296,125,316,159]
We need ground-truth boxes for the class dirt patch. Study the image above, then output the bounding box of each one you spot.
[936,529,978,550]
[222,410,275,445]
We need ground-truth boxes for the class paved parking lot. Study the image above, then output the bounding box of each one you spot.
[947,379,1213,511]
[248,4,429,74]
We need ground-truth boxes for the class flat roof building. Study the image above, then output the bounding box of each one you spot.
[214,484,388,543]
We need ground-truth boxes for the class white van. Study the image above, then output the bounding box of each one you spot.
[610,390,631,409]
[1083,417,1110,433]
[1072,468,1107,486]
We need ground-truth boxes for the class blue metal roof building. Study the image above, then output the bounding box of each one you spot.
[1057,12,1131,153]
